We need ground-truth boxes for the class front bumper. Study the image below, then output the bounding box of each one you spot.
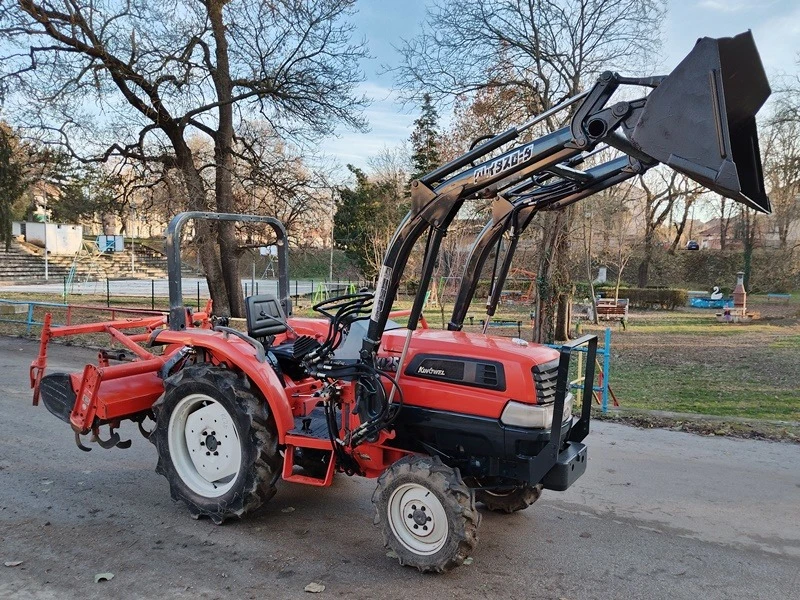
[541,441,588,491]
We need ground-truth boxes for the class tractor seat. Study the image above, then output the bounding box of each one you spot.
[245,294,320,381]
[245,294,288,340]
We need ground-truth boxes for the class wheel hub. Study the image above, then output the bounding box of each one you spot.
[167,393,243,498]
[204,432,219,452]
[410,506,431,529]
[387,483,449,555]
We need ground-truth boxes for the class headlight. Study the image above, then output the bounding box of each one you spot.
[500,393,574,429]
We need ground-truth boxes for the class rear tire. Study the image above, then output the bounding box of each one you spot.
[373,455,480,572]
[476,481,543,513]
[151,365,280,524]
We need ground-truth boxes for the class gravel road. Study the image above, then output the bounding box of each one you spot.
[1,336,798,599]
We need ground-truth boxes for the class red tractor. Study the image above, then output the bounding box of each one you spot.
[30,33,770,572]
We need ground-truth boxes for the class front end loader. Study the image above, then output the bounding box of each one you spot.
[30,32,770,572]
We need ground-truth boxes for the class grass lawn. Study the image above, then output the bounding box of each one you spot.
[583,303,800,422]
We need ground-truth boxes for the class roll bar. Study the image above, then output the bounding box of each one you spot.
[165,212,290,331]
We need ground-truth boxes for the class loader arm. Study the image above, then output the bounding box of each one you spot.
[361,31,770,361]
[448,155,645,331]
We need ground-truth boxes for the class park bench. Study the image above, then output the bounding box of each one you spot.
[594,298,629,328]
[767,293,791,303]
[479,319,523,338]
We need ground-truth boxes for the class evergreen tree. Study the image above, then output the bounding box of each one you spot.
[334,165,407,279]
[0,125,25,251]
[409,93,441,183]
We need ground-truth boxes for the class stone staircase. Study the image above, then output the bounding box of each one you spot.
[0,240,71,282]
[0,238,196,283]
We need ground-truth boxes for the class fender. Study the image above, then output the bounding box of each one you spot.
[154,329,295,442]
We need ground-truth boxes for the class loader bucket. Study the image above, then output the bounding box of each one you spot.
[628,31,771,213]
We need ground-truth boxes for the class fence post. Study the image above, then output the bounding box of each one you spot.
[25,302,34,336]
[244,282,248,297]
[106,278,110,307]
[63,276,67,302]
[602,327,611,413]
[151,279,155,310]
[197,281,200,310]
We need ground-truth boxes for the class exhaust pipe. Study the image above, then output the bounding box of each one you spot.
[627,31,771,213]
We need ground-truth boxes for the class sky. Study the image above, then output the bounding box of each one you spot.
[320,0,800,173]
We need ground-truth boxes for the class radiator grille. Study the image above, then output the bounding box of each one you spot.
[532,359,559,403]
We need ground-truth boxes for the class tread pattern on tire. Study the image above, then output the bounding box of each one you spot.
[476,483,543,513]
[151,364,280,524]
[373,455,480,573]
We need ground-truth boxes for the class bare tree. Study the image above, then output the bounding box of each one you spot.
[393,0,665,342]
[595,182,639,300]
[580,197,600,325]
[367,144,411,197]
[636,169,699,287]
[737,208,761,291]
[1,0,367,316]
[707,195,736,251]
[762,100,800,251]
[668,190,700,254]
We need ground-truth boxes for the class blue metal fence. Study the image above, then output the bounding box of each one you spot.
[547,327,613,412]
[0,300,68,335]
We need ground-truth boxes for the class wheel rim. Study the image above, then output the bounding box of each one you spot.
[167,393,243,498]
[387,483,449,556]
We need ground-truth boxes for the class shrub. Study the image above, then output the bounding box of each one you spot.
[596,287,688,310]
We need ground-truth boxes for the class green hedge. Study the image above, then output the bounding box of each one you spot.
[596,287,688,310]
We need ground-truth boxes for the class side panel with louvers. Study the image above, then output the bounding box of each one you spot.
[405,354,506,391]
[532,359,559,403]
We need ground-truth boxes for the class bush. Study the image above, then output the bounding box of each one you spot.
[626,247,799,293]
[596,287,688,310]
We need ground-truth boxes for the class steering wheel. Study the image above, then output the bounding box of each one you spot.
[311,292,374,355]
[312,292,374,321]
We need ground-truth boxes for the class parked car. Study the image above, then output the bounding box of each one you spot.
[686,240,700,250]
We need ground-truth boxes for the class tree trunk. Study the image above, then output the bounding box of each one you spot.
[637,229,654,288]
[669,198,693,254]
[719,198,729,250]
[209,1,245,317]
[743,244,753,292]
[742,209,756,291]
[533,211,569,344]
[583,218,598,325]
[554,291,572,342]
[172,139,230,315]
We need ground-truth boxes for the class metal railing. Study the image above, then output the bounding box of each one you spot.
[547,327,614,412]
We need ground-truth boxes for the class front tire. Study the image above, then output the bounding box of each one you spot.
[373,455,480,572]
[151,365,280,524]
